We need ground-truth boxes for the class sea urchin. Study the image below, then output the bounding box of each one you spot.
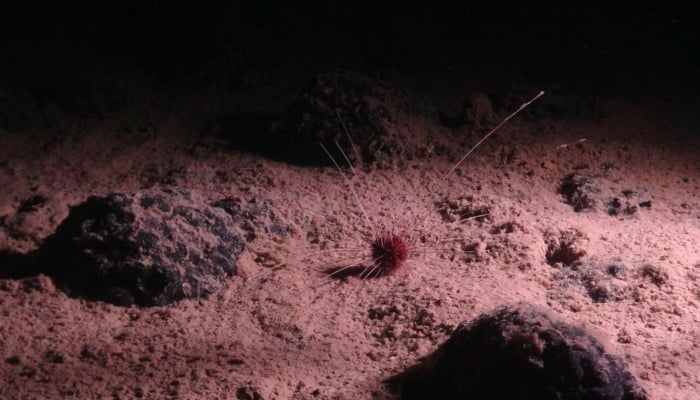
[321,91,545,283]
[370,234,409,277]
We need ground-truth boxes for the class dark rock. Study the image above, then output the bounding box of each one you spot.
[292,70,395,164]
[212,196,290,242]
[39,187,244,307]
[280,70,410,165]
[559,172,597,212]
[388,303,647,400]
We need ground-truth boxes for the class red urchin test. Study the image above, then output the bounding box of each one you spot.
[370,234,409,277]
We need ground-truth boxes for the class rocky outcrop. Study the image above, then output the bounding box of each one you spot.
[40,187,244,307]
[388,303,647,400]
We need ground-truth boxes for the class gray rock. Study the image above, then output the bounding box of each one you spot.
[287,70,404,165]
[40,187,244,307]
[212,196,290,242]
[559,171,597,212]
[388,303,647,400]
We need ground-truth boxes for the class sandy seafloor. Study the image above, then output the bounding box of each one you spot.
[1,83,699,400]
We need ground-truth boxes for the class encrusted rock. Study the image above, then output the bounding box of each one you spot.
[559,171,598,212]
[40,187,244,307]
[286,70,405,165]
[212,196,290,242]
[388,303,647,400]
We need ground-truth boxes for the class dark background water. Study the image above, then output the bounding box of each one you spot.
[0,2,697,134]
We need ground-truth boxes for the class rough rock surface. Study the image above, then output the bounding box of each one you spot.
[557,165,652,216]
[39,187,244,307]
[388,303,647,400]
[286,70,407,165]
[211,196,290,242]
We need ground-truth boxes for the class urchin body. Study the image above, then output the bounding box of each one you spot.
[370,234,409,277]
[323,231,413,280]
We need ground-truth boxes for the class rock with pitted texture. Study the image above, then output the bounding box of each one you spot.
[388,303,647,400]
[40,187,244,307]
